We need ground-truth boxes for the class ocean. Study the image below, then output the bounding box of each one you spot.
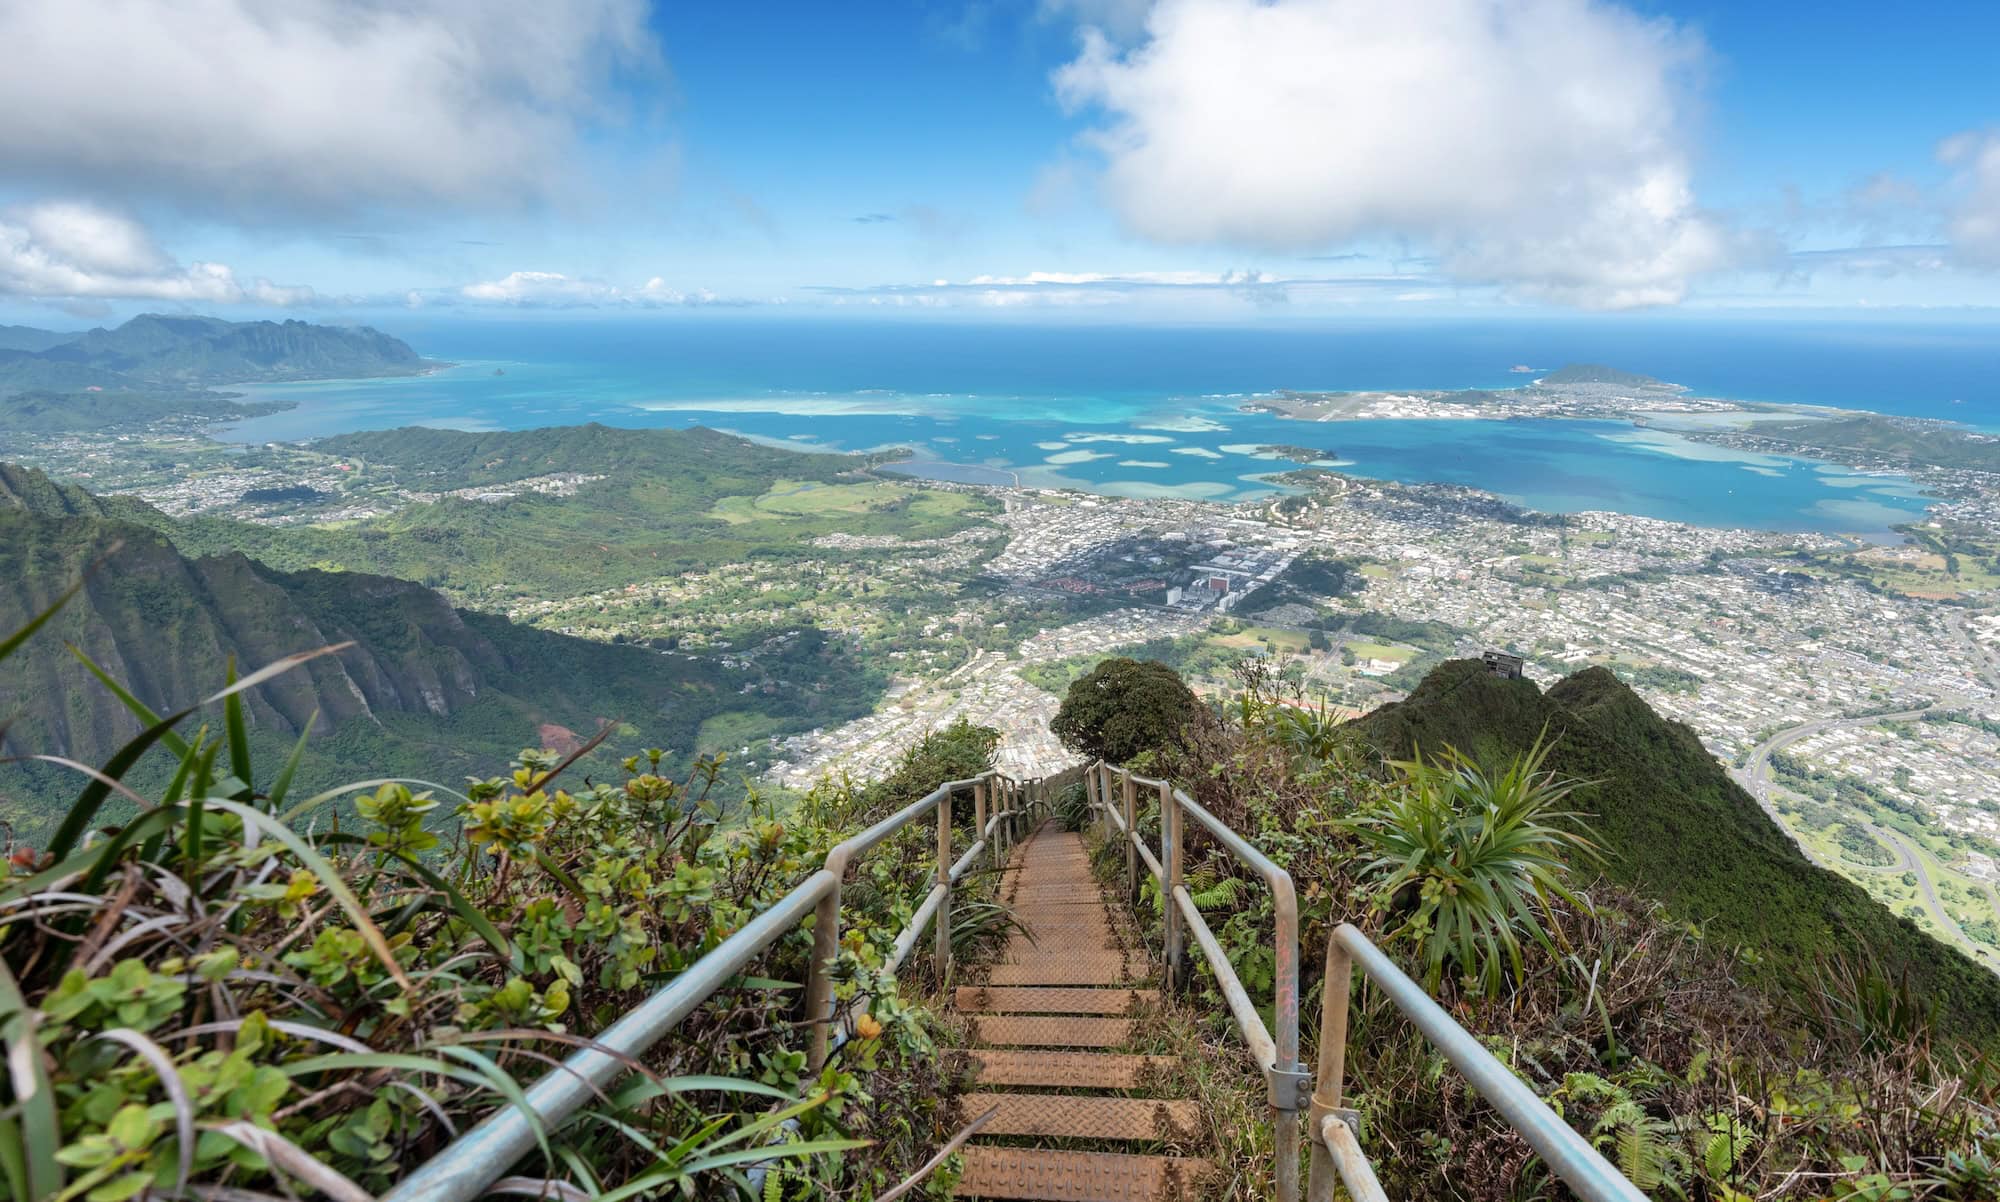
[218,316,2000,536]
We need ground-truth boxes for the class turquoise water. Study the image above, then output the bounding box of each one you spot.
[218,317,1987,535]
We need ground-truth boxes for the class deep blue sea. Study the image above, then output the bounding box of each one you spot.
[220,317,2000,536]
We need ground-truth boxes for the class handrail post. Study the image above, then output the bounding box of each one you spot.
[1304,937,1353,1202]
[1159,779,1183,990]
[1121,771,1137,905]
[1273,872,1302,1202]
[974,778,987,852]
[1104,764,1120,840]
[804,859,845,1073]
[935,786,953,984]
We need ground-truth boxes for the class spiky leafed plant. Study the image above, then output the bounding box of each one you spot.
[1345,737,1599,995]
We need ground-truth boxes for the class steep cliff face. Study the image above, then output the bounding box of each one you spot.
[0,508,518,762]
[1346,659,2000,1045]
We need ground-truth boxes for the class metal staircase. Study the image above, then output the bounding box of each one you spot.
[953,823,1213,1198]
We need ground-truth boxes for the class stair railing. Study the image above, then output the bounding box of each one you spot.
[382,764,1068,1202]
[1085,756,1649,1202]
[1087,759,1307,1202]
[1305,922,1649,1202]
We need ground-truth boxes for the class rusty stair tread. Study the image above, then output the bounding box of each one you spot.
[969,1050,1174,1089]
[955,1147,1213,1200]
[968,1015,1135,1047]
[961,1094,1203,1141]
[987,961,1144,986]
[956,986,1158,1014]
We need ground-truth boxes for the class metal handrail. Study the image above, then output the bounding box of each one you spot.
[383,764,1067,1202]
[1087,760,1306,1202]
[1305,923,1651,1202]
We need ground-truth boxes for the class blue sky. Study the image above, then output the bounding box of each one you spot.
[0,0,1996,325]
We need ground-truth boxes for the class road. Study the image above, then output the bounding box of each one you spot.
[1731,706,1934,870]
[1733,702,2000,969]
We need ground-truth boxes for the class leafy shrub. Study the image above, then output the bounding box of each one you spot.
[1050,657,1202,764]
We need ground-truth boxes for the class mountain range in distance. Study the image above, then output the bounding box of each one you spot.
[0,313,434,429]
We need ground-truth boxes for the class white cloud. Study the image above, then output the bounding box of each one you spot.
[0,0,655,218]
[457,271,727,308]
[1053,0,1741,308]
[0,201,314,304]
[1941,129,2000,269]
[1040,0,1157,42]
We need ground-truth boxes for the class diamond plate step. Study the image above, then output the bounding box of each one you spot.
[956,1148,1213,1200]
[961,1094,1203,1141]
[969,1050,1173,1089]
[956,986,1158,1014]
[968,1015,1134,1047]
[988,960,1143,986]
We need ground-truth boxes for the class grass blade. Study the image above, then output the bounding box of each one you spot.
[431,1045,552,1169]
[223,655,253,800]
[0,565,100,665]
[0,959,62,1201]
[266,711,317,809]
[384,849,521,972]
[42,704,201,860]
[67,640,189,761]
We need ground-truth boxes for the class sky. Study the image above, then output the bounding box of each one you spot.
[0,0,1997,326]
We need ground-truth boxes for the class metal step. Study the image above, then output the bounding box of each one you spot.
[956,1148,1214,1201]
[960,1094,1203,1142]
[967,1015,1134,1048]
[968,1050,1173,1089]
[988,959,1142,986]
[956,986,1158,1015]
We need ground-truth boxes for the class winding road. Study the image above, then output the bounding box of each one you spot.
[1732,702,2000,968]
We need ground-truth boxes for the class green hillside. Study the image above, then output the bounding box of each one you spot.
[156,424,994,599]
[1347,658,2000,1042]
[0,466,885,841]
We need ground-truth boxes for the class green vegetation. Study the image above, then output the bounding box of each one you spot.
[1347,741,1597,994]
[156,425,999,602]
[1080,660,2000,1200]
[0,389,288,433]
[1345,660,2000,1041]
[1049,656,1202,764]
[0,579,1002,1199]
[0,462,893,839]
[1256,551,1368,612]
[1753,414,2000,473]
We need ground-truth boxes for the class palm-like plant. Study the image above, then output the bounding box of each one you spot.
[1345,737,1599,995]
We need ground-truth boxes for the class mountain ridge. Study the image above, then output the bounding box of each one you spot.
[0,313,434,396]
[1345,657,2000,1043]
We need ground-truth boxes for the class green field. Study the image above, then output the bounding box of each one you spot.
[710,478,976,524]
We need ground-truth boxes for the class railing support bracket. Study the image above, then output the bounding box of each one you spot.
[1264,1060,1313,1111]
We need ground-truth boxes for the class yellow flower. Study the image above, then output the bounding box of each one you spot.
[854,1013,883,1040]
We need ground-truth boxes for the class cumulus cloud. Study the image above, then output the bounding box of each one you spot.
[1053,0,1744,308]
[0,201,314,304]
[1941,129,2000,269]
[457,271,728,308]
[0,0,656,218]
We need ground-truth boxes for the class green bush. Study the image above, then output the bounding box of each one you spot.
[1049,657,1202,765]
